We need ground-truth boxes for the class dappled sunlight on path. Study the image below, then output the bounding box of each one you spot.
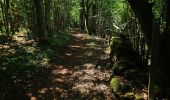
[29,32,114,100]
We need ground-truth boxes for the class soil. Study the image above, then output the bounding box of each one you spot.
[28,32,114,100]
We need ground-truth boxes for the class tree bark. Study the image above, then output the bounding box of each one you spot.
[127,0,154,46]
[80,0,85,31]
[3,0,10,38]
[91,0,97,35]
[149,19,160,100]
[45,0,51,35]
[34,0,48,45]
[127,0,170,99]
[158,0,170,98]
[166,0,170,34]
[84,0,93,34]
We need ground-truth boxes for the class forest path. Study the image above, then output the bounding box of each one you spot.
[30,32,114,100]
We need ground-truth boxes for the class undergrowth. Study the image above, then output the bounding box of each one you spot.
[49,31,70,49]
[0,31,70,99]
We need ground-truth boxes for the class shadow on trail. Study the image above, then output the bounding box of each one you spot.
[28,33,114,100]
[0,32,114,100]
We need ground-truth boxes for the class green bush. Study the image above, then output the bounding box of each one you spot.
[49,31,70,48]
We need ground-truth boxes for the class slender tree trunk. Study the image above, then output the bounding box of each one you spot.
[45,0,51,35]
[91,0,97,35]
[84,0,92,34]
[80,0,85,31]
[166,0,170,34]
[4,0,10,38]
[84,11,90,34]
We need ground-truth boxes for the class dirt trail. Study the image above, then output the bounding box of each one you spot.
[30,32,114,100]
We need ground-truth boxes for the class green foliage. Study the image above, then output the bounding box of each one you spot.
[0,43,56,99]
[1,47,52,73]
[0,45,56,84]
[152,0,165,18]
[120,92,135,100]
[110,77,120,92]
[110,77,132,94]
[70,0,80,26]
[49,31,70,48]
[112,0,129,23]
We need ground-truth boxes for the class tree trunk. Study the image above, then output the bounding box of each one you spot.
[166,0,170,34]
[149,19,160,100]
[127,0,170,99]
[91,0,97,35]
[34,0,48,45]
[45,0,51,35]
[80,0,85,31]
[3,0,10,38]
[127,0,154,46]
[84,11,90,34]
[84,0,92,34]
[158,0,170,98]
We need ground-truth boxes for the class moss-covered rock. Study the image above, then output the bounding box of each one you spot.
[110,77,132,94]
[109,33,149,99]
[120,92,135,100]
[110,33,146,71]
[110,77,121,93]
[135,96,145,100]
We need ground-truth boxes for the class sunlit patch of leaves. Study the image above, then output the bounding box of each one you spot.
[69,63,113,99]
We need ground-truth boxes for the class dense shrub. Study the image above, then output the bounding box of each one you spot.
[49,31,70,48]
